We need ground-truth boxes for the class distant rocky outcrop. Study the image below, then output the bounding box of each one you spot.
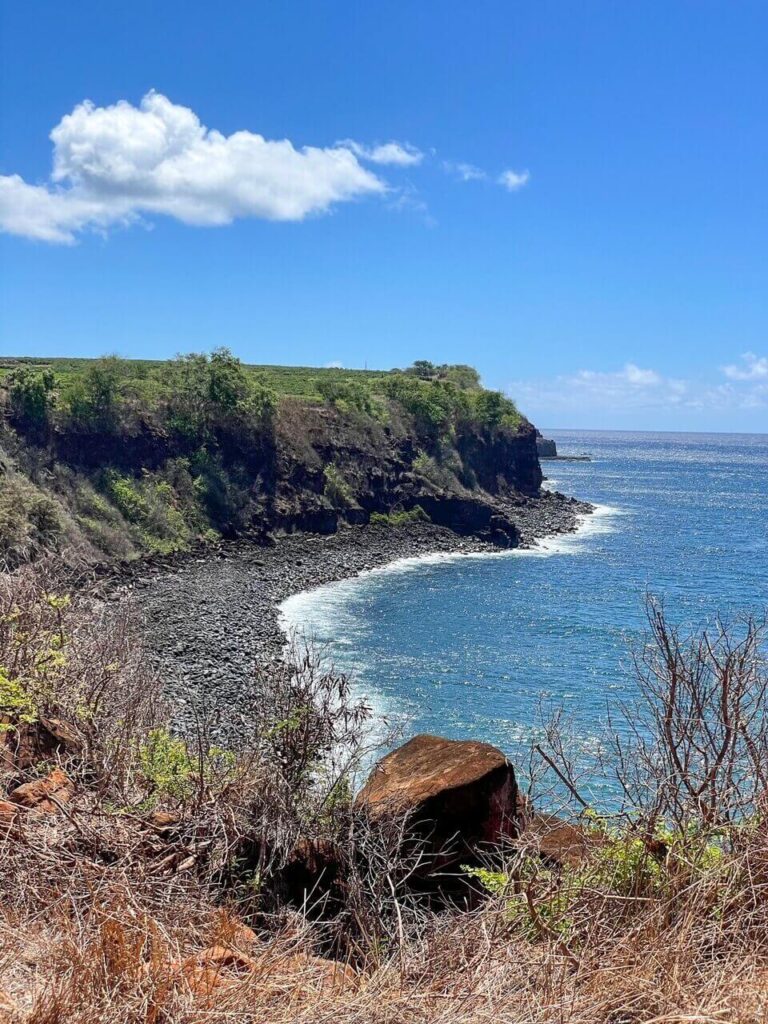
[535,431,591,462]
[535,433,558,458]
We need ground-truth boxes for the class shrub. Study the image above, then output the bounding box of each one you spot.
[99,468,201,553]
[103,471,150,525]
[0,667,38,725]
[5,366,56,436]
[323,464,355,508]
[188,447,252,535]
[369,505,429,527]
[138,727,234,805]
[412,449,460,489]
[169,347,276,443]
[317,376,377,417]
[402,360,481,389]
[0,473,63,565]
[381,374,467,436]
[63,355,127,433]
[470,388,522,430]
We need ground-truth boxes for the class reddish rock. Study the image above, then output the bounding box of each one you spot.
[0,716,82,771]
[183,944,258,975]
[173,945,355,1004]
[281,954,357,991]
[215,916,260,949]
[181,964,235,1002]
[519,812,600,868]
[282,838,341,907]
[235,836,343,915]
[9,767,74,813]
[148,809,181,830]
[171,945,253,1006]
[0,801,19,829]
[355,734,518,871]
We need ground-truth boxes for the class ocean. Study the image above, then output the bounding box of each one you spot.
[280,431,768,798]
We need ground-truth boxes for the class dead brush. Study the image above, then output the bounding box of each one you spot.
[5,571,768,1020]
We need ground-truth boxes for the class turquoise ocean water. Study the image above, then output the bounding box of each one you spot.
[280,431,768,794]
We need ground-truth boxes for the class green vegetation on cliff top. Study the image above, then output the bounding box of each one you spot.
[0,355,487,402]
[0,352,526,565]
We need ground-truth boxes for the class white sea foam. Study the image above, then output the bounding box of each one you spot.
[278,503,624,637]
[277,502,625,744]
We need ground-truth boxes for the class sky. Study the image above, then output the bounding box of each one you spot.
[1,1,766,431]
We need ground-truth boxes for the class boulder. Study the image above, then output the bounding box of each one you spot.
[183,945,258,975]
[281,838,341,908]
[9,767,74,813]
[0,716,83,772]
[234,836,343,916]
[355,734,518,872]
[148,809,181,831]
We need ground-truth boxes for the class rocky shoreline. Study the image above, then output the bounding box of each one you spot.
[121,489,592,739]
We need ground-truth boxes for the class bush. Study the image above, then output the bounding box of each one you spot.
[63,356,128,433]
[402,360,481,390]
[138,727,234,805]
[323,464,355,509]
[470,388,522,429]
[0,473,63,565]
[103,471,150,525]
[412,449,460,489]
[5,366,56,436]
[169,347,276,443]
[101,469,195,553]
[381,374,468,436]
[369,505,429,527]
[317,376,377,417]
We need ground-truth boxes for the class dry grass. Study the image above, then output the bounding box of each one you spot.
[2,571,768,1021]
[2,863,768,1023]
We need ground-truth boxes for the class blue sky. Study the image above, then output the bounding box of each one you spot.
[1,1,766,431]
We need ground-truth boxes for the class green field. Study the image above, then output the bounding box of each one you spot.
[0,356,392,401]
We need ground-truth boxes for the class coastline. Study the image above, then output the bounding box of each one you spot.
[128,489,594,739]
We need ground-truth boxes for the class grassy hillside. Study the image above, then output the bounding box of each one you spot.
[0,352,531,566]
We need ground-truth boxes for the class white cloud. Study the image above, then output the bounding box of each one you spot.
[0,175,125,244]
[324,360,344,369]
[443,162,530,191]
[339,139,423,166]
[510,363,690,416]
[722,352,768,381]
[443,160,487,182]
[0,91,389,243]
[510,359,768,426]
[497,169,530,191]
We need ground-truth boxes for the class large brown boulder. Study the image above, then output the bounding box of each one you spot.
[355,734,518,872]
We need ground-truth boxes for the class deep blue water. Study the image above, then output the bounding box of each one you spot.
[280,431,768,792]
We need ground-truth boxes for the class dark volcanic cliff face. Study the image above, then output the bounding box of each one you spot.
[0,388,548,566]
[456,421,542,496]
[271,402,544,545]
